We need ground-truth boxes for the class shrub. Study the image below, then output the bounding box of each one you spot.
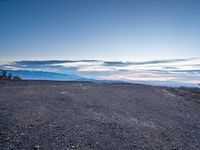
[2,70,7,79]
[0,74,3,80]
[13,75,21,81]
[7,73,13,80]
[0,70,21,81]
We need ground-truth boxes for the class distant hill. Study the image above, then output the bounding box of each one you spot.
[0,69,125,83]
[0,69,84,81]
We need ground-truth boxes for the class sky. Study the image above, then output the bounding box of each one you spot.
[0,0,200,61]
[0,0,200,86]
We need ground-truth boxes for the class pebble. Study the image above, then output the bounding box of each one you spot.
[34,145,40,149]
[71,145,75,149]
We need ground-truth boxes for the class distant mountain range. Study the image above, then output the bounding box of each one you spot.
[0,69,84,81]
[0,69,199,88]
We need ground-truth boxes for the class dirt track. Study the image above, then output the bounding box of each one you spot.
[0,80,200,150]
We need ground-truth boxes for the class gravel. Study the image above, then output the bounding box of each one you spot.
[0,80,200,150]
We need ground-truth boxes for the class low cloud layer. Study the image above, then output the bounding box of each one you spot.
[103,58,197,66]
[0,58,199,86]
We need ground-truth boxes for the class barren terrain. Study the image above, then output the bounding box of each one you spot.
[0,80,200,150]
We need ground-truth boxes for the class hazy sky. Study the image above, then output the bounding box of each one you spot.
[0,0,200,61]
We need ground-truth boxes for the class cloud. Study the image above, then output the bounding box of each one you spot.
[0,60,85,74]
[14,60,99,66]
[0,60,101,72]
[149,69,200,74]
[1,58,197,71]
[0,58,199,87]
[103,61,132,67]
[162,66,178,69]
[172,69,200,73]
[193,64,200,68]
[103,58,197,66]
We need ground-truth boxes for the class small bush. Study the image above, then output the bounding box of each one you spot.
[13,76,21,81]
[7,73,13,80]
[2,70,7,79]
[0,70,21,81]
[0,74,3,80]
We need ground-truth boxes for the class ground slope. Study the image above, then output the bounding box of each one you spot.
[0,80,200,150]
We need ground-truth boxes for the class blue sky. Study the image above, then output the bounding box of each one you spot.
[0,0,199,86]
[0,0,200,61]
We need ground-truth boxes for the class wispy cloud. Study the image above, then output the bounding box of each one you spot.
[14,60,99,66]
[103,58,197,66]
[0,58,199,86]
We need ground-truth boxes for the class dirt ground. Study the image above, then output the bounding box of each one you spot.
[0,80,200,150]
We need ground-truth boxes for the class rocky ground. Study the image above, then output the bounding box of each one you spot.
[0,80,200,150]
